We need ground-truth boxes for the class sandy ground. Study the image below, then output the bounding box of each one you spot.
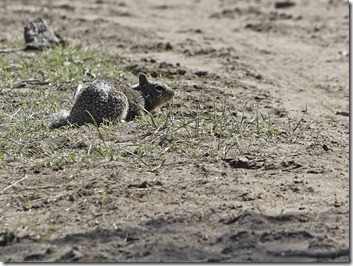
[0,0,349,262]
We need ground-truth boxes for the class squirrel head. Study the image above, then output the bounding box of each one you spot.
[135,72,174,112]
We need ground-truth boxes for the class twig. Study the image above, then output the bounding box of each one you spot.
[20,79,50,84]
[3,106,22,121]
[1,175,28,194]
[128,187,152,191]
[151,159,166,172]
[268,247,349,259]
[0,48,22,53]
[17,185,62,192]
[14,79,51,88]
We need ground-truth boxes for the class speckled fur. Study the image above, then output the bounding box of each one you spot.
[49,73,174,129]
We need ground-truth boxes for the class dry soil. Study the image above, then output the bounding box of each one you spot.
[0,0,349,262]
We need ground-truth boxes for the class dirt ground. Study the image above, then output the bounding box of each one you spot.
[0,0,349,262]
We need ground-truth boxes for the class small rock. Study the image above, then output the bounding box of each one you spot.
[157,42,173,50]
[159,61,169,68]
[335,111,349,117]
[224,156,263,170]
[322,144,329,151]
[177,69,186,75]
[255,74,263,79]
[165,42,173,50]
[128,181,148,189]
[194,70,208,77]
[275,0,296,8]
[339,50,349,57]
[24,17,67,51]
[151,71,159,78]
[0,232,15,246]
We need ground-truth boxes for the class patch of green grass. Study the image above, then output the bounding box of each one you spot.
[0,40,125,87]
[0,40,316,176]
[128,90,313,171]
[0,41,130,169]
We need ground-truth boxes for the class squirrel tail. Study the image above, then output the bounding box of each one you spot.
[48,110,71,129]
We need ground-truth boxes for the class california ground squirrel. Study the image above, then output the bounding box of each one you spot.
[49,73,174,129]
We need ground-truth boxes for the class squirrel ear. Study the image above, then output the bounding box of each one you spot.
[138,73,149,86]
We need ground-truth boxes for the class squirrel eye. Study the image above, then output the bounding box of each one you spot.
[155,85,164,94]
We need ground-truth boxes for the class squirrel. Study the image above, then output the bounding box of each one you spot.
[49,73,174,129]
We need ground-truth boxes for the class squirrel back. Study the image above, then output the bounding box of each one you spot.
[49,73,174,129]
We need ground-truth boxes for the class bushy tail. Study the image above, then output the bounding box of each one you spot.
[48,110,70,129]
